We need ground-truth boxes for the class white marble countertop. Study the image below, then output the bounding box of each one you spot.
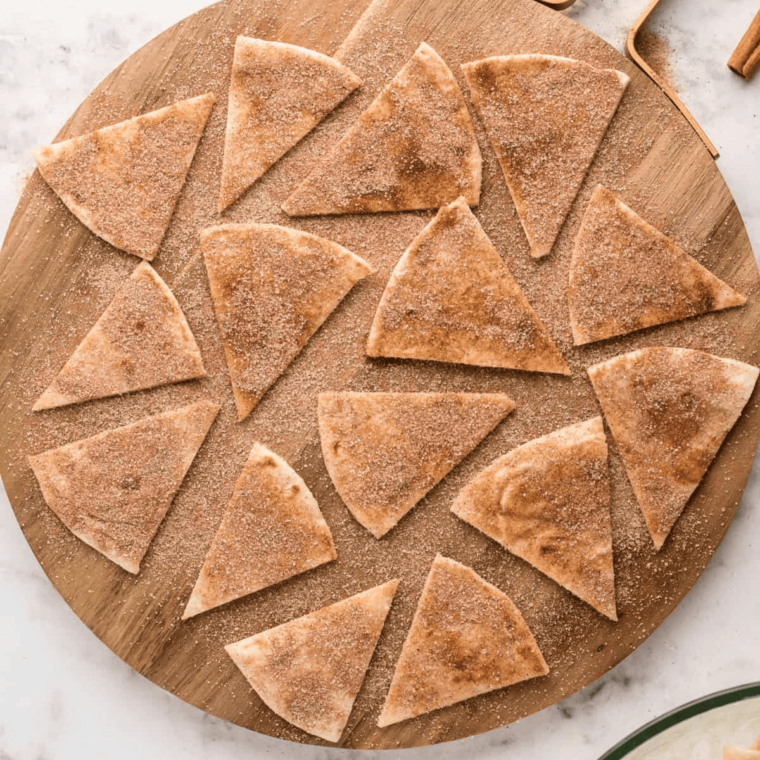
[1,1,759,758]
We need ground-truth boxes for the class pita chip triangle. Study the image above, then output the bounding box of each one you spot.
[34,262,205,411]
[28,399,219,574]
[366,197,569,374]
[726,736,760,760]
[33,93,215,260]
[183,443,336,619]
[225,580,398,742]
[724,749,760,760]
[452,417,616,620]
[319,392,515,538]
[218,37,361,211]
[588,347,759,549]
[569,185,746,345]
[462,55,629,258]
[282,42,481,216]
[378,555,548,727]
[201,223,372,420]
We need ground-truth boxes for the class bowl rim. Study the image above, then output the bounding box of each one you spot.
[598,682,760,760]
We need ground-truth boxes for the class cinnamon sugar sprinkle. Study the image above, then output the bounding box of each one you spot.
[381,556,548,725]
[452,417,616,621]
[35,262,205,409]
[200,223,370,418]
[27,400,218,574]
[34,95,215,260]
[568,186,746,346]
[219,37,360,210]
[282,42,481,216]
[462,56,628,258]
[589,348,758,549]
[366,198,569,373]
[227,581,396,741]
[637,30,678,93]
[185,442,335,617]
[6,0,757,747]
[318,391,514,537]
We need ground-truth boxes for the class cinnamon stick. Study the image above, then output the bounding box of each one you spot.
[728,8,760,81]
[744,43,760,80]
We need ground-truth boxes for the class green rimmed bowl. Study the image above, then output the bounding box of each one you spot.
[600,683,760,760]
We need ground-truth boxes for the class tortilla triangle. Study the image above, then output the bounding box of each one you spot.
[33,94,215,260]
[463,55,629,258]
[452,417,616,620]
[366,197,569,374]
[588,347,758,549]
[724,749,760,760]
[34,262,205,411]
[378,555,548,727]
[201,223,372,420]
[219,37,361,211]
[183,443,336,618]
[29,400,219,574]
[282,42,481,216]
[723,731,760,758]
[319,391,515,538]
[569,185,746,345]
[225,580,398,742]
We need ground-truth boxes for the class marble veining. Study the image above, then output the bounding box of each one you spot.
[1,0,759,758]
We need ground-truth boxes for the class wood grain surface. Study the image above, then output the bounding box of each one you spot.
[1,0,759,750]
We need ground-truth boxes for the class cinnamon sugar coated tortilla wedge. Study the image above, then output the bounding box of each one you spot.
[588,348,759,550]
[463,55,629,258]
[34,262,205,410]
[225,580,398,742]
[32,94,215,260]
[282,42,481,216]
[28,400,219,574]
[378,555,548,727]
[569,186,745,345]
[366,197,569,374]
[318,392,515,538]
[725,735,760,760]
[218,37,361,211]
[201,223,373,420]
[183,443,336,619]
[724,749,760,760]
[452,417,616,620]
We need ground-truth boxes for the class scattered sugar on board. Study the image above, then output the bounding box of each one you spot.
[637,30,678,93]
[5,0,755,746]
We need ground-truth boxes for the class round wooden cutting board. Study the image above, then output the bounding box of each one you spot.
[1,0,759,750]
